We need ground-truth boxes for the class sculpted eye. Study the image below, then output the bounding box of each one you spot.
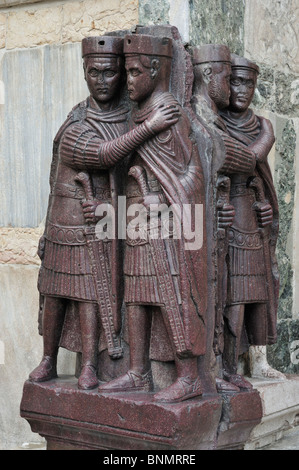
[131,69,141,77]
[105,70,116,78]
[88,68,99,77]
[231,79,241,86]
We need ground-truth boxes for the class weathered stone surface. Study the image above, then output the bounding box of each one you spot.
[244,0,299,76]
[6,6,63,49]
[62,0,138,44]
[0,43,88,227]
[253,66,299,119]
[4,0,138,49]
[0,226,43,265]
[189,0,245,54]
[0,0,44,6]
[245,375,299,449]
[275,119,296,320]
[139,0,170,25]
[0,13,5,48]
[0,264,76,449]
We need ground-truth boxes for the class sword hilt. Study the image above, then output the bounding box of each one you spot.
[248,176,266,204]
[128,165,149,197]
[75,171,94,201]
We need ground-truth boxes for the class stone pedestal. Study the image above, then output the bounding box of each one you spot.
[20,376,263,450]
[244,375,299,449]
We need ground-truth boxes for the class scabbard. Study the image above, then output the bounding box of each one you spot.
[85,225,123,359]
[148,237,191,357]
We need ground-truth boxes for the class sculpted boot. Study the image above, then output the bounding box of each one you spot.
[78,362,99,390]
[29,355,58,382]
[154,376,202,403]
[223,371,253,391]
[98,370,153,393]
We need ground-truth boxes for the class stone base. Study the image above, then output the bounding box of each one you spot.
[20,376,264,450]
[244,374,299,449]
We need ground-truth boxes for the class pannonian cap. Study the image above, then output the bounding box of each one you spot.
[192,44,231,65]
[231,54,259,74]
[82,36,124,58]
[124,34,173,58]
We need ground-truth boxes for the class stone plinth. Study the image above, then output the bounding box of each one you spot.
[20,377,222,450]
[20,376,264,450]
[245,375,299,449]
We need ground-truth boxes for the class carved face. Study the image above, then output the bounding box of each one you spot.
[229,68,257,112]
[84,56,122,104]
[208,63,231,110]
[125,56,157,103]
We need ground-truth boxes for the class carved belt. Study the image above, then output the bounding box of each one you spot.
[52,182,111,201]
[228,227,262,249]
[45,222,86,245]
[230,182,255,198]
[51,182,85,200]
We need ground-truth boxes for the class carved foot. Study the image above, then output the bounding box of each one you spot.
[223,372,253,391]
[98,370,153,394]
[154,376,202,403]
[29,356,57,383]
[215,377,240,393]
[249,346,286,380]
[251,364,286,380]
[78,363,98,390]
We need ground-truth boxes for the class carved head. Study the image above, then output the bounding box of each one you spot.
[192,44,232,110]
[82,36,124,105]
[229,54,259,113]
[123,34,173,103]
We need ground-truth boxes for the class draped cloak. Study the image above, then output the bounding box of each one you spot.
[220,109,279,344]
[125,92,207,359]
[38,96,129,352]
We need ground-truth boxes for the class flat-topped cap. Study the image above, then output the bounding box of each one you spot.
[231,54,260,74]
[82,36,124,57]
[192,44,231,65]
[124,34,173,58]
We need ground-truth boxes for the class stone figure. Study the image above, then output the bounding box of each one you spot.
[29,35,179,390]
[220,55,282,381]
[192,45,279,391]
[191,44,241,392]
[98,33,207,403]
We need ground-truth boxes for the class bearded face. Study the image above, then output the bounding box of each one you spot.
[207,63,231,110]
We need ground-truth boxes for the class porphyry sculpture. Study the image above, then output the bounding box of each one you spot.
[29,35,180,391]
[191,44,279,391]
[220,54,281,381]
[98,33,207,403]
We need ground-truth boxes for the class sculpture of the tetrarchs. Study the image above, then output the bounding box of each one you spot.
[29,35,179,390]
[99,33,207,403]
[220,54,282,381]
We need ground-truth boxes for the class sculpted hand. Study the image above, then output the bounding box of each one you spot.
[37,235,46,260]
[146,104,180,134]
[142,193,161,209]
[254,202,273,228]
[217,204,235,229]
[81,200,99,224]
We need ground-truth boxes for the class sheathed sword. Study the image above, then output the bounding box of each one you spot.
[248,176,276,337]
[214,174,231,355]
[75,171,123,359]
[128,165,190,358]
